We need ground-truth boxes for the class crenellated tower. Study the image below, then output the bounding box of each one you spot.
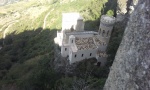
[97,15,115,51]
[96,15,115,66]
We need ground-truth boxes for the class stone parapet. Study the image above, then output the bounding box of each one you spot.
[100,15,115,26]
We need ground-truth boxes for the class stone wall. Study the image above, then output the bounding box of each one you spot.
[104,0,150,90]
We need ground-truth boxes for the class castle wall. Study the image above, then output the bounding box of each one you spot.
[68,35,76,45]
[61,45,69,57]
[96,56,107,67]
[97,45,107,51]
[75,20,84,31]
[56,31,63,46]
[99,23,114,44]
[69,48,97,64]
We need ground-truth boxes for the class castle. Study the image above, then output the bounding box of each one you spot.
[54,13,115,66]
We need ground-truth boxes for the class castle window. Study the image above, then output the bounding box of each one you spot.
[90,53,92,56]
[102,30,105,37]
[107,31,109,37]
[75,54,77,58]
[82,54,84,57]
[97,62,101,67]
[65,48,67,51]
[99,28,101,34]
[72,40,73,43]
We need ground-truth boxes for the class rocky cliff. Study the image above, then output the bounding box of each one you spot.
[104,0,150,90]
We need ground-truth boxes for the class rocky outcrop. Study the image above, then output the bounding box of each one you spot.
[116,0,138,21]
[104,0,150,90]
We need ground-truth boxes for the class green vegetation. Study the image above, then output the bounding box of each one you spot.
[0,0,120,90]
[106,10,114,16]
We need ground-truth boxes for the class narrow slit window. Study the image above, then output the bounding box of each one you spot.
[82,54,84,57]
[75,54,77,58]
[65,48,67,51]
[72,40,73,43]
[102,30,105,37]
[107,31,109,37]
[99,28,101,34]
[90,53,92,56]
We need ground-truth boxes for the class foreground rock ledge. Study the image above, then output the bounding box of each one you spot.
[104,0,150,90]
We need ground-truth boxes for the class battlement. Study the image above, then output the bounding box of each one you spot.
[100,15,115,25]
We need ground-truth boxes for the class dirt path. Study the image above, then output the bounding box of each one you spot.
[0,20,18,45]
[3,21,18,38]
[43,8,54,29]
[0,20,18,32]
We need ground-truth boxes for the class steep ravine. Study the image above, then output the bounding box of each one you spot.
[104,0,150,90]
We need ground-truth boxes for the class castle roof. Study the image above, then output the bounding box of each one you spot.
[75,37,97,50]
[94,36,107,46]
[69,34,108,51]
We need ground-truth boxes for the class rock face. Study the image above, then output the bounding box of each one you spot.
[116,0,138,21]
[104,0,150,90]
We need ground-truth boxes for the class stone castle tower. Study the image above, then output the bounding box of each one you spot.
[98,15,115,51]
[96,15,115,66]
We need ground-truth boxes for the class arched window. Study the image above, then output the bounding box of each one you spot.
[107,31,109,37]
[99,28,101,34]
[102,30,105,37]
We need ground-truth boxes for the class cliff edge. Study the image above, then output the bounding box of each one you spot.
[104,0,150,90]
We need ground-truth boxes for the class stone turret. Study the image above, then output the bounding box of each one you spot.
[99,15,115,44]
[95,15,115,66]
[100,15,115,26]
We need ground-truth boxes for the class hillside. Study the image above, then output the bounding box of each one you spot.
[0,0,118,90]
